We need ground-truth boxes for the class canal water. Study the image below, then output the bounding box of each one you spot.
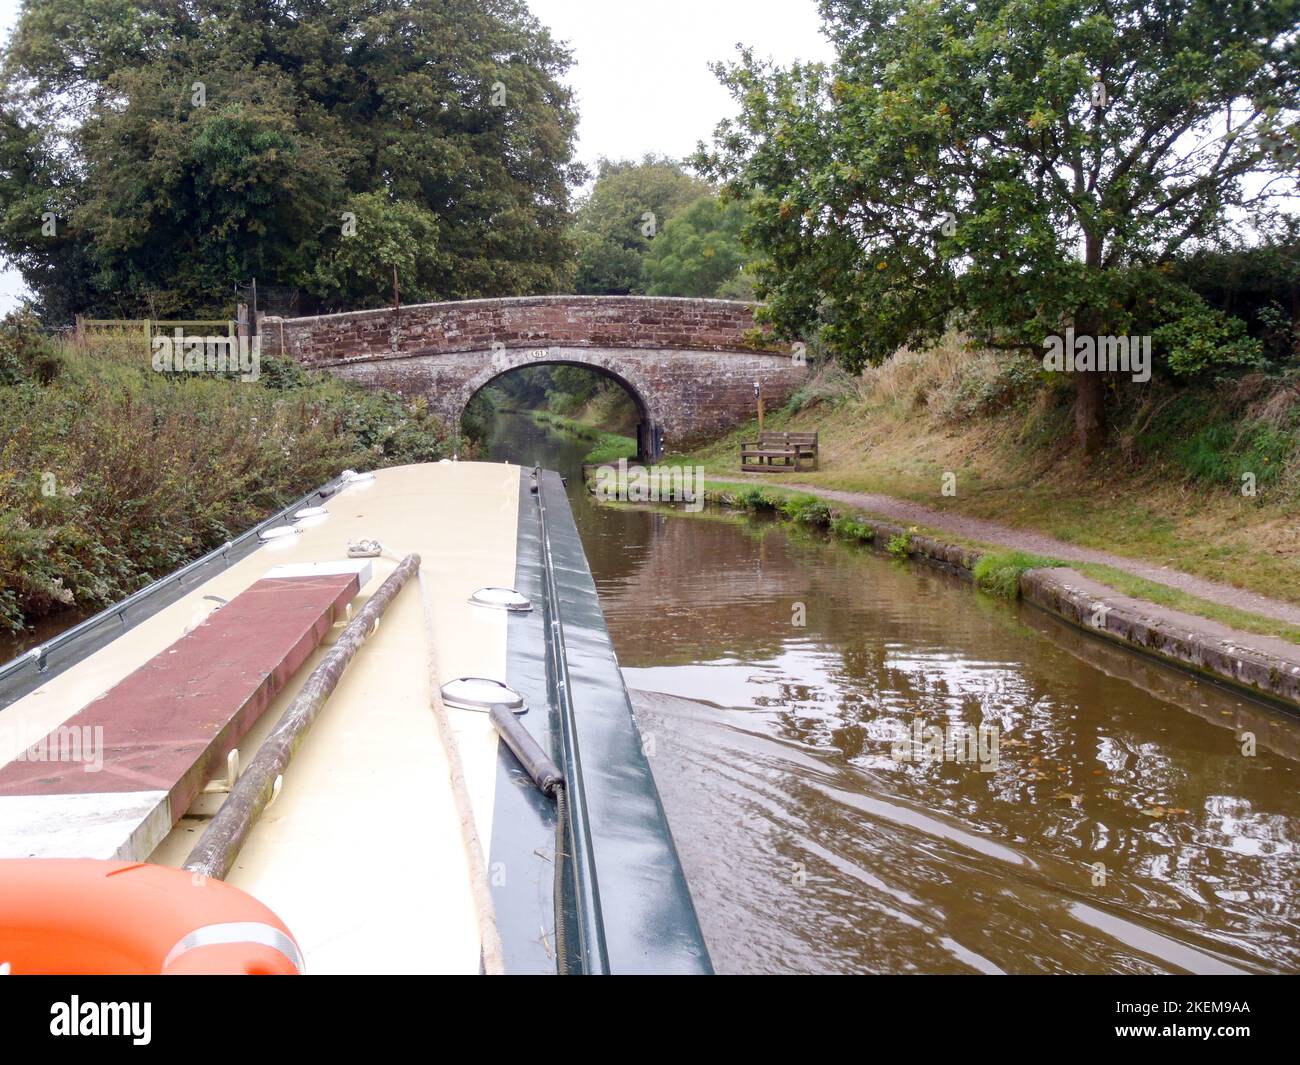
[487,410,1300,974]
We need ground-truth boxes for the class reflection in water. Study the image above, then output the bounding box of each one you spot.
[496,411,1300,973]
[0,610,84,664]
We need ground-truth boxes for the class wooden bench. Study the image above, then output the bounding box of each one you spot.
[740,431,819,472]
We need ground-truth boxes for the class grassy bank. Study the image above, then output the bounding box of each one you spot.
[0,312,455,636]
[667,337,1300,610]
[530,410,636,464]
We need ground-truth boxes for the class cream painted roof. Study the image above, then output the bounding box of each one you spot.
[4,461,525,974]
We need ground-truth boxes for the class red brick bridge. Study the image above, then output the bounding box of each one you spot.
[261,296,808,458]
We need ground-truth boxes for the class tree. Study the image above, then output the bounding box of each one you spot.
[0,0,584,319]
[644,194,749,297]
[1167,217,1300,364]
[312,192,445,308]
[573,156,712,294]
[698,0,1299,453]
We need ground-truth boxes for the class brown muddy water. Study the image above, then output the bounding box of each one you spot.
[489,411,1300,974]
[0,612,85,664]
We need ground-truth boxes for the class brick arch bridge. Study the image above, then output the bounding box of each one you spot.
[261,296,808,459]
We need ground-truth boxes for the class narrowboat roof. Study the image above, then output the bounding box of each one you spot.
[0,461,711,974]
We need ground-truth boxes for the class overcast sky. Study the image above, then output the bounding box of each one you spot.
[528,0,832,168]
[0,0,833,312]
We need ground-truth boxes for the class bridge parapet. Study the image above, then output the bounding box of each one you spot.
[262,295,787,365]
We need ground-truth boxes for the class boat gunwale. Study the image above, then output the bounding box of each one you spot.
[535,464,610,974]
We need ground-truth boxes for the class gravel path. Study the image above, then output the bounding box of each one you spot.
[711,476,1300,628]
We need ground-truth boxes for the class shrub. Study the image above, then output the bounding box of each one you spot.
[0,309,64,385]
[0,318,452,634]
[733,486,776,511]
[1152,294,1263,377]
[831,514,875,543]
[777,493,831,526]
[887,531,913,558]
[1166,235,1299,366]
[545,389,584,417]
[796,500,832,527]
[256,354,311,390]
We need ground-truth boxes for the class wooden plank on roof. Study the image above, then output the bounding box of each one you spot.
[0,566,368,860]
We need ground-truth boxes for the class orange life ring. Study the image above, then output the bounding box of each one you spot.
[0,859,303,975]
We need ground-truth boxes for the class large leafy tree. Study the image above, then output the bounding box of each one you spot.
[0,0,583,320]
[573,156,711,294]
[699,0,1300,453]
[644,194,748,297]
[312,191,446,308]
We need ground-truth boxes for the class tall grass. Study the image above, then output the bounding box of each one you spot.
[1128,375,1300,498]
[0,314,453,634]
[971,550,1064,598]
[857,335,1039,421]
[852,333,1300,504]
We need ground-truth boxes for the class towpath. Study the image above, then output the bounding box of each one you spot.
[709,476,1300,629]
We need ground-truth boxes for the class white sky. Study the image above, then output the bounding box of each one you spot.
[0,0,832,312]
[528,0,832,170]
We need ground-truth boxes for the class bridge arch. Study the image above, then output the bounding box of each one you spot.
[458,348,660,459]
[261,296,808,457]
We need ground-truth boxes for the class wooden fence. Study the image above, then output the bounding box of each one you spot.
[74,316,238,342]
